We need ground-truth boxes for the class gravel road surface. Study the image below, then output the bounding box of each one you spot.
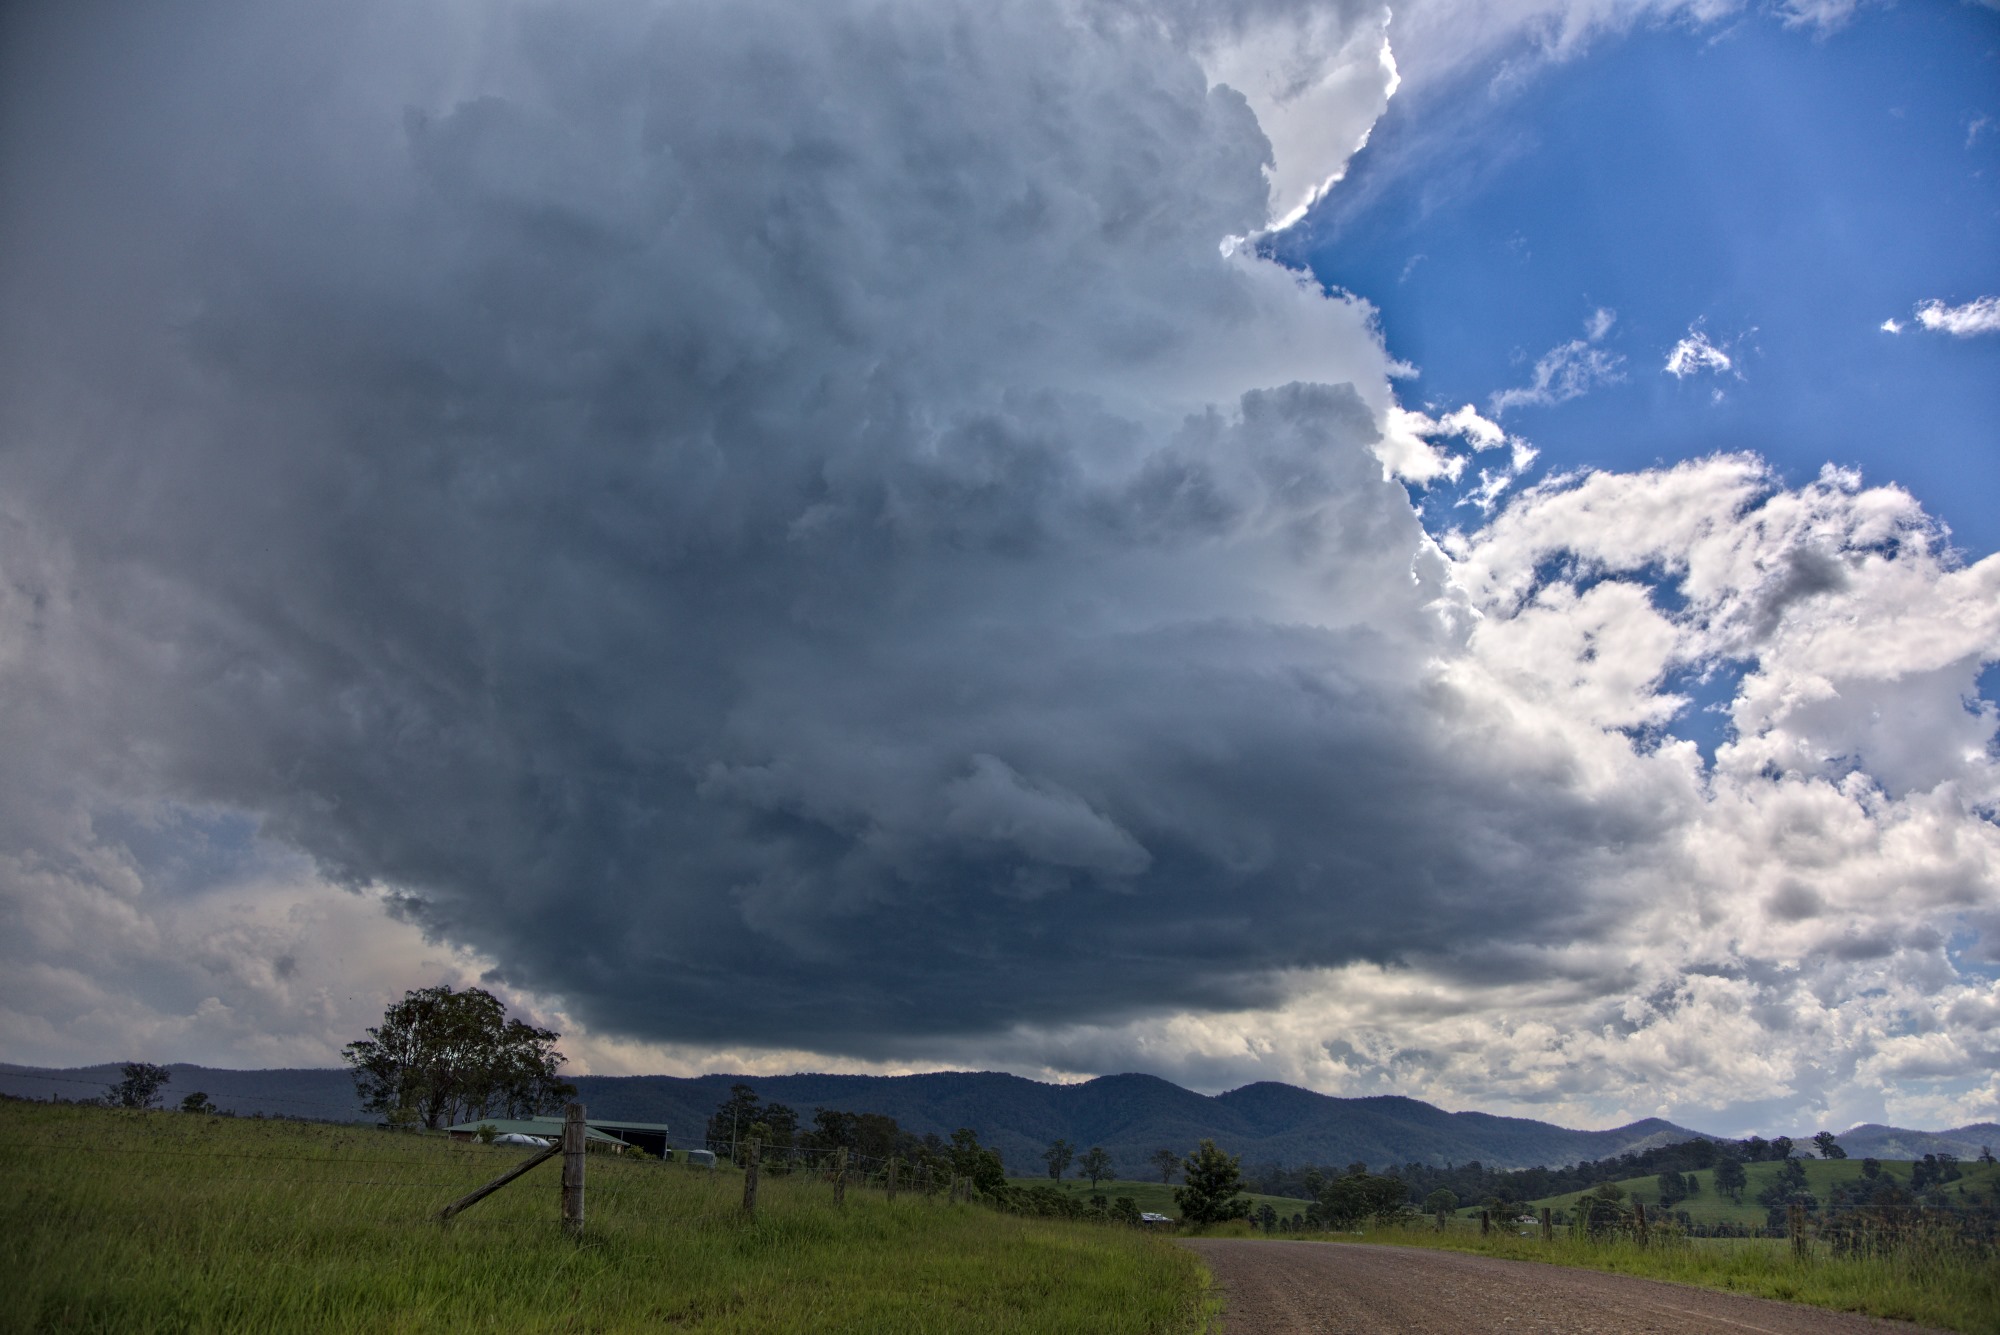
[1184,1239,1949,1334]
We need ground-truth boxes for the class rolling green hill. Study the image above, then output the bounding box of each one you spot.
[1520,1157,2000,1229]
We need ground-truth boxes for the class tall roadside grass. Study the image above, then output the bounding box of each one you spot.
[0,1101,1210,1334]
[1295,1216,1999,1334]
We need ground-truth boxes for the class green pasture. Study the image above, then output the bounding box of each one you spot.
[0,1101,1210,1334]
[1004,1175,1313,1220]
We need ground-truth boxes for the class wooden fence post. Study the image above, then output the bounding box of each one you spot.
[1789,1203,1807,1260]
[1541,1207,1553,1243]
[920,1164,932,1195]
[1633,1200,1648,1248]
[833,1147,848,1207]
[1479,1210,1490,1236]
[886,1158,898,1202]
[742,1139,762,1217]
[560,1102,586,1237]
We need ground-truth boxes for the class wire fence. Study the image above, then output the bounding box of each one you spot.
[0,1103,988,1242]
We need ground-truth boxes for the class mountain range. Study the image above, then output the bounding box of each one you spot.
[6,1062,1991,1175]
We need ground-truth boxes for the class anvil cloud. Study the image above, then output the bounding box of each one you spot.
[1,0,1995,1134]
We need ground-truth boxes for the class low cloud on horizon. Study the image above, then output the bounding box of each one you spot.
[1,0,1996,1140]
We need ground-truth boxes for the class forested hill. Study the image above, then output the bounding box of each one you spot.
[14,1060,1987,1177]
[4,1061,1699,1172]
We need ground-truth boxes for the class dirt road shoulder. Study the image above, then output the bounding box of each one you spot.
[1183,1238,1950,1335]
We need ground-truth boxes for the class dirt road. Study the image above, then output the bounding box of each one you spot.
[1183,1239,1948,1334]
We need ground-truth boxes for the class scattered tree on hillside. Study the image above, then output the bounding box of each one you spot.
[1174,1140,1251,1225]
[1978,1145,1995,1166]
[1076,1145,1114,1190]
[1656,1171,1688,1206]
[949,1127,1007,1195]
[342,984,574,1131]
[1756,1155,1818,1229]
[1423,1188,1458,1219]
[1316,1166,1409,1228]
[800,1106,904,1163]
[105,1062,172,1109]
[1813,1131,1847,1160]
[1150,1147,1180,1184]
[1910,1153,1962,1193]
[705,1084,799,1166]
[1575,1187,1629,1237]
[178,1091,217,1115]
[1861,1157,1882,1179]
[1713,1154,1748,1203]
[1043,1137,1075,1181]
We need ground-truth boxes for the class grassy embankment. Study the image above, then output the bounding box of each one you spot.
[1313,1158,2000,1334]
[1003,1176,1313,1220]
[1,1100,1210,1334]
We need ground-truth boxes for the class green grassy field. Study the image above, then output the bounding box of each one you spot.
[1003,1175,1314,1220]
[1,1101,1211,1333]
[1517,1158,2000,1229]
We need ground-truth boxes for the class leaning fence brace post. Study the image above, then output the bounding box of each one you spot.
[742,1138,762,1217]
[833,1147,848,1207]
[886,1158,898,1202]
[435,1141,562,1222]
[1633,1200,1648,1248]
[1541,1207,1553,1243]
[560,1102,586,1236]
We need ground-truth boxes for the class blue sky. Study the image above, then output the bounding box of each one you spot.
[1283,4,2000,556]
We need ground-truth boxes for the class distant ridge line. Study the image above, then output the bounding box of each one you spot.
[5,1062,1991,1172]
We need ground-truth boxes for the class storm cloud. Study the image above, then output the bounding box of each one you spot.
[2,0,1996,1129]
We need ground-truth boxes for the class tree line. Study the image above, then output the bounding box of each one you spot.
[702,1082,1008,1194]
[1300,1131,1819,1217]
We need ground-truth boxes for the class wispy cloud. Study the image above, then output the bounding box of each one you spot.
[1778,0,1864,32]
[1489,309,1624,415]
[1911,296,2000,337]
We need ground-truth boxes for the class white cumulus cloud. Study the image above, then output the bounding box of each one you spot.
[1664,327,1733,378]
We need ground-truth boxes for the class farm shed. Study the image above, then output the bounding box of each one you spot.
[580,1119,672,1158]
